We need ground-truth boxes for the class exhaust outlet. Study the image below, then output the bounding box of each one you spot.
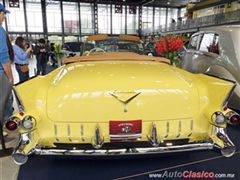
[12,153,28,165]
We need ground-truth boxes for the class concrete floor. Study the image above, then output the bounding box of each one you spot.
[0,57,38,180]
[0,130,19,180]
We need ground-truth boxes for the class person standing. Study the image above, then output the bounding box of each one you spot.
[13,37,32,82]
[0,4,13,136]
[33,38,48,75]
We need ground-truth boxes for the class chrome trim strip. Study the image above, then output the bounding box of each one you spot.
[34,143,214,156]
[164,122,169,138]
[92,125,104,149]
[188,120,193,137]
[176,121,182,138]
[54,125,59,142]
[12,87,25,112]
[67,124,72,142]
[148,123,159,147]
[110,134,142,138]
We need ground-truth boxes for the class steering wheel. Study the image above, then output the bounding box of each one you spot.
[89,47,106,54]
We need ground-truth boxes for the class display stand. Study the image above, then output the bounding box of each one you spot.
[0,122,13,157]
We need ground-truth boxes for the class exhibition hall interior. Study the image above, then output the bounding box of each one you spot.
[1,0,240,179]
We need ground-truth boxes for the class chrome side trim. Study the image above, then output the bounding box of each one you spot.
[92,125,104,149]
[148,123,159,147]
[164,122,169,138]
[34,143,214,156]
[67,124,72,142]
[176,121,182,138]
[54,125,59,142]
[12,87,25,112]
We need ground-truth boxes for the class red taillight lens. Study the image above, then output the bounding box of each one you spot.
[6,120,18,131]
[230,115,240,125]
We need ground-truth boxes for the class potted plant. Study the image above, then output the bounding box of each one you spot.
[54,43,65,67]
[155,36,183,66]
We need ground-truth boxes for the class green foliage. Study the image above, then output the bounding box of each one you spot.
[54,43,65,60]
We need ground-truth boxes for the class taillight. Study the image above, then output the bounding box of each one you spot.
[21,116,35,130]
[212,112,226,125]
[6,120,18,131]
[230,115,240,125]
[226,111,240,125]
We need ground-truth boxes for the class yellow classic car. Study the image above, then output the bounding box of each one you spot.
[6,51,239,165]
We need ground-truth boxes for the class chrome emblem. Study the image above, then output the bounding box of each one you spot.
[121,126,132,133]
[109,91,141,105]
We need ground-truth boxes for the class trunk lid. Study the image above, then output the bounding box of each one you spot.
[46,61,199,123]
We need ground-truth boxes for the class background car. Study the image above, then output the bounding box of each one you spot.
[180,26,240,114]
[82,34,146,55]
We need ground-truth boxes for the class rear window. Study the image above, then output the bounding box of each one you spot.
[199,33,219,54]
[188,35,200,50]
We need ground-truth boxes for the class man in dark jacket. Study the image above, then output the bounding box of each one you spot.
[33,38,48,75]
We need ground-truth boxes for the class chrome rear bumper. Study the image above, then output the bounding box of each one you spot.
[12,126,236,165]
[34,142,214,156]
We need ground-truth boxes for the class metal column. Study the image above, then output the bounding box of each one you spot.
[125,5,127,34]
[41,0,48,39]
[110,3,112,35]
[23,0,29,39]
[2,0,8,32]
[93,3,98,34]
[78,2,82,41]
[152,6,155,34]
[177,8,181,19]
[60,1,65,43]
[138,6,142,37]
[165,8,168,28]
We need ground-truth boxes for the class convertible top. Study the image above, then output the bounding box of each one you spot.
[63,52,170,64]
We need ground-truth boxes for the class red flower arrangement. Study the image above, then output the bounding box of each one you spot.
[155,36,184,65]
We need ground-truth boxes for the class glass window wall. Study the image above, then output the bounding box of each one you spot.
[63,2,79,34]
[112,5,125,34]
[46,1,62,33]
[142,7,153,31]
[167,8,178,24]
[26,0,43,32]
[127,6,138,34]
[80,3,93,34]
[5,0,26,32]
[98,4,110,34]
